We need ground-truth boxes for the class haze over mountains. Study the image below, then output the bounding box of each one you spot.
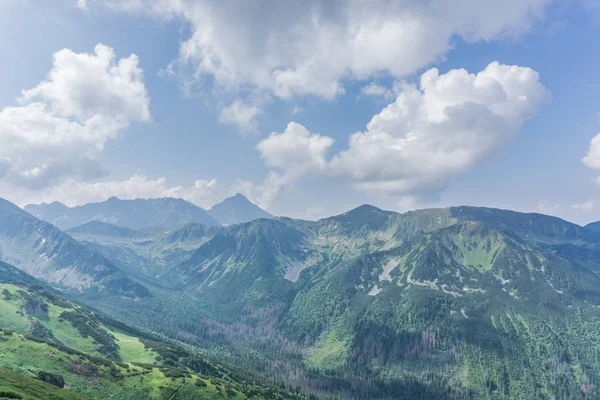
[4,195,600,398]
[25,193,273,230]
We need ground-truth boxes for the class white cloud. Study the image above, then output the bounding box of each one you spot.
[218,99,262,133]
[571,200,595,213]
[255,62,548,201]
[581,133,600,187]
[583,133,600,170]
[0,44,150,189]
[92,0,551,125]
[6,175,219,209]
[257,122,334,179]
[75,0,88,10]
[360,82,396,99]
[20,44,149,123]
[329,62,548,195]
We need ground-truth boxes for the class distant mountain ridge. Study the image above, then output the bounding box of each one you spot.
[586,220,600,231]
[207,193,273,226]
[26,194,272,230]
[25,196,221,230]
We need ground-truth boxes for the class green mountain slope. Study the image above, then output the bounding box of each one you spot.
[0,262,306,400]
[0,366,91,400]
[67,221,220,282]
[0,198,149,298]
[70,205,600,399]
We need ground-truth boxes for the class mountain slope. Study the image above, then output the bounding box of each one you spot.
[0,262,306,400]
[66,220,143,239]
[0,198,149,297]
[67,222,220,281]
[448,206,600,244]
[72,204,600,399]
[166,218,309,302]
[25,197,221,230]
[0,367,91,400]
[585,220,600,232]
[207,193,273,226]
[282,221,600,398]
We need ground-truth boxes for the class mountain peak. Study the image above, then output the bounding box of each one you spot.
[208,194,273,226]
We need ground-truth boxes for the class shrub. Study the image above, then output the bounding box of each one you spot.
[37,371,65,388]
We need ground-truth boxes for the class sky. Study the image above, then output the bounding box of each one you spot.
[1,0,600,224]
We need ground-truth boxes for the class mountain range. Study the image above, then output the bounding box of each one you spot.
[3,196,600,398]
[25,193,273,230]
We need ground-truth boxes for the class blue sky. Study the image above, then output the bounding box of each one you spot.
[1,0,600,224]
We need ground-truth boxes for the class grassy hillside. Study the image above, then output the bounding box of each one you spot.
[0,262,306,400]
[0,366,91,400]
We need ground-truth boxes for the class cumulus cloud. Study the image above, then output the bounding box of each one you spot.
[0,44,150,189]
[20,44,149,123]
[581,133,600,187]
[360,83,396,99]
[218,100,262,133]
[329,62,548,194]
[257,122,334,179]
[91,0,551,130]
[583,133,600,170]
[6,175,219,209]
[255,62,548,201]
[75,0,88,11]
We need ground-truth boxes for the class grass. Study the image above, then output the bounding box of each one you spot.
[0,285,30,333]
[39,304,98,355]
[306,329,349,370]
[0,332,241,399]
[0,366,91,400]
[0,284,100,355]
[110,329,158,364]
[0,284,250,399]
[451,232,504,272]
